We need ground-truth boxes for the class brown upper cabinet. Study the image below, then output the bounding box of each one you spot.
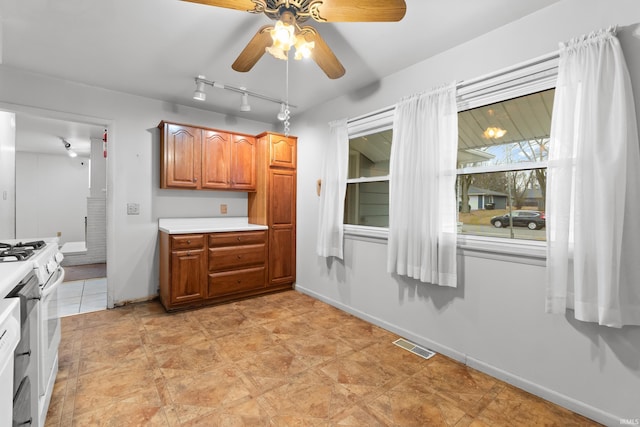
[159,121,256,191]
[268,133,297,169]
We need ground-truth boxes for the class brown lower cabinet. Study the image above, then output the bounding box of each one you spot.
[159,229,288,311]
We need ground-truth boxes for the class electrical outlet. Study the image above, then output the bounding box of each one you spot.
[57,231,62,237]
[220,204,228,214]
[127,203,140,215]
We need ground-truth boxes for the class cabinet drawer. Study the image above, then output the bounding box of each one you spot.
[208,231,266,247]
[171,234,205,250]
[209,244,266,271]
[208,266,266,297]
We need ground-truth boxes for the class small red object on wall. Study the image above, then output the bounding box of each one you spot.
[103,129,108,158]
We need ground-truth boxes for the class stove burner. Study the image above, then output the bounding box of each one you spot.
[13,240,46,250]
[0,248,34,262]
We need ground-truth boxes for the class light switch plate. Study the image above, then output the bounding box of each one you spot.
[127,203,140,215]
[220,204,227,214]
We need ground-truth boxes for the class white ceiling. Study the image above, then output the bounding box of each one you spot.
[0,0,561,156]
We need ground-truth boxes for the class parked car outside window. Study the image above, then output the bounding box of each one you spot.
[490,210,546,230]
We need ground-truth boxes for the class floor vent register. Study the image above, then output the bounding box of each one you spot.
[393,338,436,360]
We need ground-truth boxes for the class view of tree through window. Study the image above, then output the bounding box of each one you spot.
[456,88,554,241]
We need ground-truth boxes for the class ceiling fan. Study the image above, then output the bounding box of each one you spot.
[182,0,407,79]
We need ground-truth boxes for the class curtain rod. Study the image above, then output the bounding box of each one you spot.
[347,50,560,125]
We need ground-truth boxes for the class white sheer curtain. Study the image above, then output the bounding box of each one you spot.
[546,27,640,328]
[316,118,349,259]
[387,83,458,286]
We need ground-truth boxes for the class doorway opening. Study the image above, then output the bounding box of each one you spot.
[2,108,110,316]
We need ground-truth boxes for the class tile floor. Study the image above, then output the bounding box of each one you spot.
[56,277,107,317]
[44,291,601,426]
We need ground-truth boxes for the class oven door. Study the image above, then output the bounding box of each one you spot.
[39,265,64,420]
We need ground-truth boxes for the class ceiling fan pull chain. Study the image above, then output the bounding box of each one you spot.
[284,51,290,136]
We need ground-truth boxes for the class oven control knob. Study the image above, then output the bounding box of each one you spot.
[47,259,57,274]
[55,252,64,263]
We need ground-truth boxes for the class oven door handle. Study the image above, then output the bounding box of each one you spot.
[41,267,65,298]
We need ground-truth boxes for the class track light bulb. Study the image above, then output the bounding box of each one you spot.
[193,76,207,101]
[277,103,286,121]
[240,93,251,112]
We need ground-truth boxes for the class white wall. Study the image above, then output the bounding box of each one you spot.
[0,111,15,239]
[0,66,275,307]
[90,135,107,198]
[15,152,89,243]
[293,0,640,424]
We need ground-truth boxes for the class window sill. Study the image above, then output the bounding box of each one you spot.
[343,225,547,266]
[344,224,389,243]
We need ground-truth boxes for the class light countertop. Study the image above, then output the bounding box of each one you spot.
[158,217,268,234]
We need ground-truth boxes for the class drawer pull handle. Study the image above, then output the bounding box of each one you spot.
[187,240,191,244]
[237,237,241,241]
[237,255,242,259]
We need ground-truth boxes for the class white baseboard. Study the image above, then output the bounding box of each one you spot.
[466,357,618,426]
[294,284,619,427]
[295,285,466,363]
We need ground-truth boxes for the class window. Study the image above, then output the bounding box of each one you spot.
[456,88,554,241]
[343,54,558,251]
[344,110,393,229]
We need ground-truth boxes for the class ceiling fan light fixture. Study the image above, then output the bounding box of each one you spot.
[483,127,507,139]
[294,39,314,60]
[270,20,296,51]
[265,45,288,60]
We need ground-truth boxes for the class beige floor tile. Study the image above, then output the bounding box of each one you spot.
[44,291,602,427]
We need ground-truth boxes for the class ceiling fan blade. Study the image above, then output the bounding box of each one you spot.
[300,27,345,79]
[232,25,273,72]
[309,0,406,22]
[181,0,261,12]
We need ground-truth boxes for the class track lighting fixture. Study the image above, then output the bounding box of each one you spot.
[61,137,78,158]
[277,103,286,121]
[192,75,296,134]
[240,92,251,112]
[193,76,207,101]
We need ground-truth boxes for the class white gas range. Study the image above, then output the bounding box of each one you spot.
[0,238,64,427]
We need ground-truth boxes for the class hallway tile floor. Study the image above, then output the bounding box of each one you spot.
[56,278,107,317]
[44,291,601,426]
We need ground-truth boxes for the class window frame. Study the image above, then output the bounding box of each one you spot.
[343,53,559,264]
[344,109,394,229]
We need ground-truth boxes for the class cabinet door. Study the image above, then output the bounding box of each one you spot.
[231,134,256,190]
[269,169,296,285]
[170,249,206,304]
[269,228,295,285]
[269,134,297,169]
[202,130,231,189]
[163,124,202,189]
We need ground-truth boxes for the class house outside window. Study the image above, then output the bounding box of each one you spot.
[456,88,554,242]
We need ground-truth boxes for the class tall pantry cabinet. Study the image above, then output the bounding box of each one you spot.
[248,132,297,289]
